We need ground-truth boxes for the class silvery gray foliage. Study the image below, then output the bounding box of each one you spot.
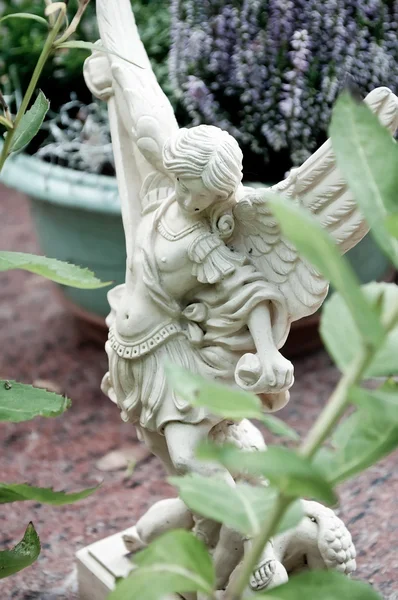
[170,0,398,173]
[36,95,114,174]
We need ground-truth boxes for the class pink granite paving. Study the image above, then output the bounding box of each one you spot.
[0,186,397,599]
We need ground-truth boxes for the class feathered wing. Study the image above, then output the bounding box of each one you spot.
[233,87,398,322]
[91,0,178,269]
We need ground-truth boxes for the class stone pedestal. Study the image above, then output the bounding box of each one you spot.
[76,527,134,600]
[76,526,180,600]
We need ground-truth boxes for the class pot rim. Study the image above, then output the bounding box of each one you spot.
[0,149,121,215]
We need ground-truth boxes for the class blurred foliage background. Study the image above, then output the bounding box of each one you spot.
[0,0,174,115]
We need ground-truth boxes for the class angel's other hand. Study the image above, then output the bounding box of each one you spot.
[235,351,294,394]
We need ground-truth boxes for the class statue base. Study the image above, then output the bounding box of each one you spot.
[76,527,180,600]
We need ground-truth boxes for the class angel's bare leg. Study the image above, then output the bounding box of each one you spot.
[138,426,178,475]
[164,420,235,547]
[136,498,194,543]
[123,428,191,552]
[213,525,245,589]
[124,496,194,553]
[137,428,222,545]
[164,421,234,481]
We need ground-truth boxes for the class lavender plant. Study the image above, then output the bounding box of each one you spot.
[170,0,398,180]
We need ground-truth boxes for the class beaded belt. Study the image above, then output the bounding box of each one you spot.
[108,322,183,359]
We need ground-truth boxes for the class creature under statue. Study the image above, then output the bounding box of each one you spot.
[83,1,398,597]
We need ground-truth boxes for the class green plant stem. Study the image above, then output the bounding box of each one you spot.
[225,494,292,600]
[382,303,398,332]
[0,8,66,173]
[300,302,398,461]
[299,351,371,460]
[0,116,13,130]
[55,0,91,45]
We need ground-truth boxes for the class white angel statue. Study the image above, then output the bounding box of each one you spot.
[84,0,398,594]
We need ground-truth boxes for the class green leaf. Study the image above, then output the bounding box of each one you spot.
[108,530,214,600]
[386,214,398,239]
[0,523,40,579]
[0,251,110,289]
[0,13,48,27]
[256,569,381,599]
[315,405,398,485]
[171,475,303,537]
[55,41,144,69]
[259,414,300,441]
[276,499,303,534]
[10,91,49,153]
[330,90,398,267]
[0,380,70,422]
[350,380,398,423]
[321,282,398,378]
[0,482,99,505]
[197,444,337,505]
[165,364,263,420]
[165,365,298,440]
[268,196,384,348]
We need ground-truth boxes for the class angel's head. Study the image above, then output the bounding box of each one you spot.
[162,125,243,224]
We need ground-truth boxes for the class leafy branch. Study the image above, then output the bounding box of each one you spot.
[0,5,66,171]
[0,0,131,171]
[0,1,105,580]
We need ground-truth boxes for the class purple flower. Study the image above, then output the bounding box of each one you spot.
[170,0,398,175]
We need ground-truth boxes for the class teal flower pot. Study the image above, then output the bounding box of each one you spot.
[1,152,125,323]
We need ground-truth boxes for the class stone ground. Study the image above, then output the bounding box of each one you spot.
[0,186,397,600]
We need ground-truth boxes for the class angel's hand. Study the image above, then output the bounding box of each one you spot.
[235,351,294,394]
[83,42,113,102]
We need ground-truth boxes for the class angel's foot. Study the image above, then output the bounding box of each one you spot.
[249,560,288,592]
[122,526,146,553]
[249,559,277,591]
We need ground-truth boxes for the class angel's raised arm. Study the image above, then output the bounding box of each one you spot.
[86,0,178,175]
[83,0,179,268]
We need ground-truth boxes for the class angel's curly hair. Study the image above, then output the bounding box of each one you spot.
[162,125,243,198]
[163,125,242,239]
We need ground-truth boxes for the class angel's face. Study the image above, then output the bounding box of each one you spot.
[175,177,219,215]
